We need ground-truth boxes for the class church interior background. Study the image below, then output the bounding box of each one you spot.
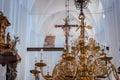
[0,0,120,80]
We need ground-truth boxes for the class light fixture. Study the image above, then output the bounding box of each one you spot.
[30,0,119,80]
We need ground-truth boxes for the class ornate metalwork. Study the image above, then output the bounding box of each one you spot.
[74,0,90,10]
[30,0,119,80]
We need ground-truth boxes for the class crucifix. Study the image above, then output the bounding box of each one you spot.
[27,0,78,52]
[55,0,78,51]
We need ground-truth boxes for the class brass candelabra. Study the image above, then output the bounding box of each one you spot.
[30,0,119,80]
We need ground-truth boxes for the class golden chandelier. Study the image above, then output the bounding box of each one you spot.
[30,0,119,80]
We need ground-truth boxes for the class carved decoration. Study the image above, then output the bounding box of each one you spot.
[0,11,21,80]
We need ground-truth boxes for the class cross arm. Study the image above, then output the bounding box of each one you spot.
[55,25,65,28]
[55,24,79,28]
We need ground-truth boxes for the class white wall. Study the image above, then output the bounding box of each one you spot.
[101,0,120,68]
